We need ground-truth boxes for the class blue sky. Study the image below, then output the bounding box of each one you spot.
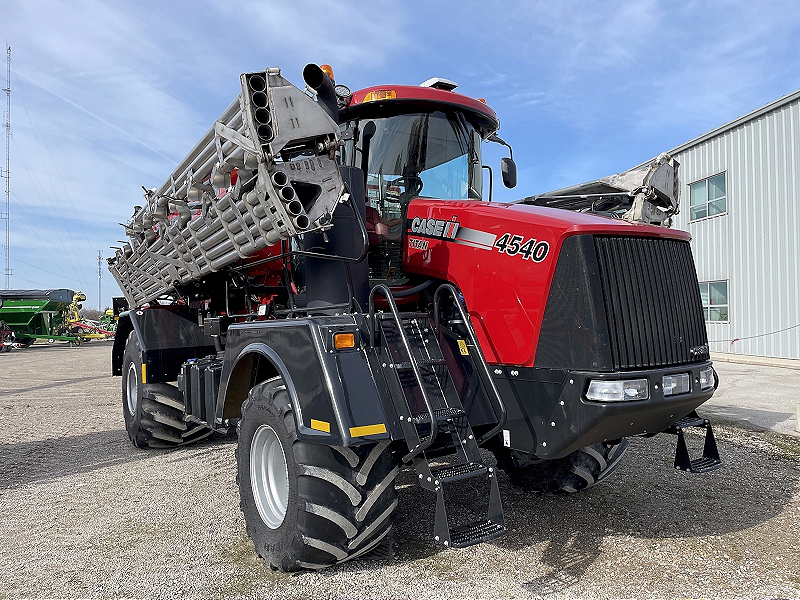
[2,0,799,310]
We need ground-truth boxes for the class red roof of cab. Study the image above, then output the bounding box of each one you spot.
[347,85,498,124]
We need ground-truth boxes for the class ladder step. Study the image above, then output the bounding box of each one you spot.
[395,358,446,369]
[431,461,487,483]
[679,456,724,474]
[411,407,465,424]
[673,415,707,429]
[418,358,447,366]
[669,414,724,474]
[377,311,430,321]
[449,520,505,548]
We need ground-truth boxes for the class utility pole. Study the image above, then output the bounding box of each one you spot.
[2,45,10,289]
[97,250,102,311]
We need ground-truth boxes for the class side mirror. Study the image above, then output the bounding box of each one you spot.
[501,157,517,189]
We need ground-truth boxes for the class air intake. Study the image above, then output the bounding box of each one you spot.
[594,236,709,370]
[534,234,709,372]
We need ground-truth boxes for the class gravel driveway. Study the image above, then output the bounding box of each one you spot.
[1,341,799,599]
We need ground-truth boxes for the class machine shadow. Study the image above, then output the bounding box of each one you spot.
[388,430,799,592]
[0,427,229,490]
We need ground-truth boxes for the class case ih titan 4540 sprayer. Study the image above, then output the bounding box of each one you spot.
[109,64,722,571]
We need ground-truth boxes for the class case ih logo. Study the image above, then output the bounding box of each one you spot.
[409,216,460,239]
[689,344,709,357]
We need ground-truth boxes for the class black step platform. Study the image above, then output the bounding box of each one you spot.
[377,311,430,321]
[411,407,465,424]
[665,411,724,474]
[449,520,506,548]
[431,461,487,483]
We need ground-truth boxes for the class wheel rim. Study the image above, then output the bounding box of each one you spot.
[126,362,138,415]
[250,424,289,529]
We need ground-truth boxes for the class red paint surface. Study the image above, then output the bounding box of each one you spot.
[403,199,690,367]
[347,85,498,125]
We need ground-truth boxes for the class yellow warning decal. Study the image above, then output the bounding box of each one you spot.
[457,339,469,356]
[310,419,331,433]
[141,363,147,383]
[349,423,387,437]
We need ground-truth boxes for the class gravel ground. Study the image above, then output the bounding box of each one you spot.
[1,341,799,599]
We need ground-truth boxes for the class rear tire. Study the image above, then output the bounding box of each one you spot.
[237,377,399,572]
[493,439,629,493]
[121,331,212,448]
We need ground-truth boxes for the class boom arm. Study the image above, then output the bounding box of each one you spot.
[108,67,345,307]
[522,152,681,226]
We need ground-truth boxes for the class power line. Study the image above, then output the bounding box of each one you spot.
[7,205,93,290]
[709,322,800,344]
[11,255,86,282]
[8,192,93,291]
[11,137,91,286]
[11,68,177,164]
[9,274,48,287]
[10,60,96,252]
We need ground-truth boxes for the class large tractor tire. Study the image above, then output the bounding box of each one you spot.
[121,331,212,449]
[492,439,629,494]
[237,377,399,572]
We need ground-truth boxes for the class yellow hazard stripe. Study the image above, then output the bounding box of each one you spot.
[310,419,331,433]
[349,423,387,437]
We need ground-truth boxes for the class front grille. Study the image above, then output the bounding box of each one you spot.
[594,236,709,370]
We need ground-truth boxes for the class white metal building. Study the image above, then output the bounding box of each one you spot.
[669,88,800,359]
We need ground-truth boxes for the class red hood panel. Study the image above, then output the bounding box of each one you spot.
[402,199,689,366]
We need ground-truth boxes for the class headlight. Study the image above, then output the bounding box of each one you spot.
[699,367,715,391]
[662,373,690,396]
[586,379,649,402]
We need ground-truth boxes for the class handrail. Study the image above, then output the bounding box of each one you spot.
[369,284,438,461]
[434,283,508,445]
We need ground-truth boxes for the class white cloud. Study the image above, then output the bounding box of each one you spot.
[0,0,798,306]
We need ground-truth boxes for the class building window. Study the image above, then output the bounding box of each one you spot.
[689,173,727,221]
[699,281,728,322]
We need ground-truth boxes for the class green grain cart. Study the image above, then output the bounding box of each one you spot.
[0,289,81,346]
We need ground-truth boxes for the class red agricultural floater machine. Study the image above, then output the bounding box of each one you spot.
[108,64,721,571]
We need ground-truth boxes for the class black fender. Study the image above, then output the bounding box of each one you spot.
[219,317,392,447]
[111,307,215,383]
[111,312,136,376]
[217,342,331,442]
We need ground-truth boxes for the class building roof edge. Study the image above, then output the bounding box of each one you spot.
[634,87,800,169]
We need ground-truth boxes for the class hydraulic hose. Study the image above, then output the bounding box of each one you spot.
[390,280,433,298]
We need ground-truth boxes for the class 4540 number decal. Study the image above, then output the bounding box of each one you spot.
[494,234,549,262]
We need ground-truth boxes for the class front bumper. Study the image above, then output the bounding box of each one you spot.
[492,361,718,460]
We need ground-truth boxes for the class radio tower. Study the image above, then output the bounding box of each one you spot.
[97,250,102,311]
[2,45,10,289]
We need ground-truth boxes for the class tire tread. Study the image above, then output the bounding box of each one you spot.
[493,440,630,494]
[238,379,399,571]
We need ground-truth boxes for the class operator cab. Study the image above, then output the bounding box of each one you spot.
[338,83,502,286]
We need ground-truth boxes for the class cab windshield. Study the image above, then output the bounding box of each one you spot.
[341,110,483,220]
